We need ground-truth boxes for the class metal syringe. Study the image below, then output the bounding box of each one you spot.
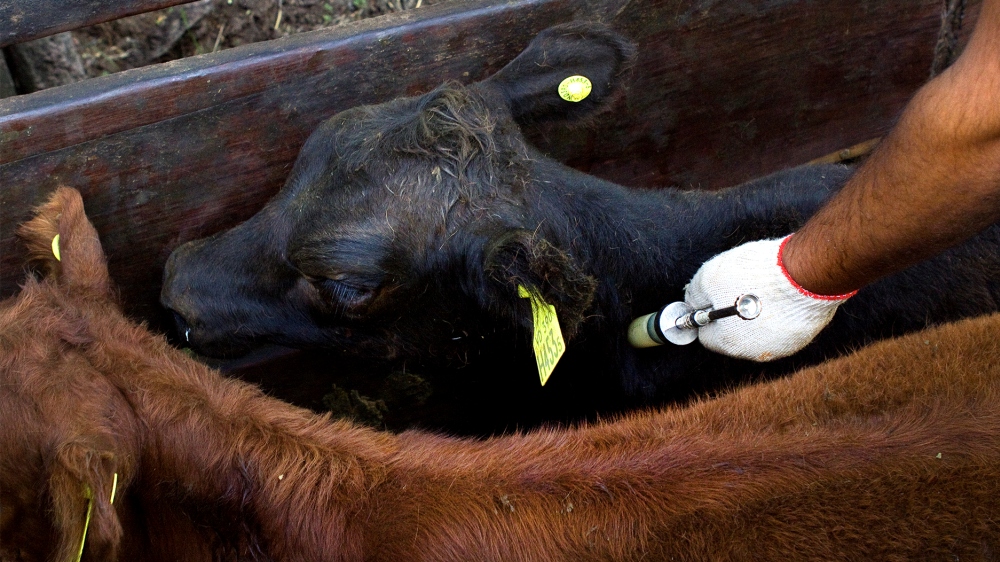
[627,294,762,347]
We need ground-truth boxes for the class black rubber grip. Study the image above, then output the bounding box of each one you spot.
[706,305,740,322]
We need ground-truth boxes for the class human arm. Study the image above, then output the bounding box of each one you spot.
[685,0,1000,360]
[784,0,1000,295]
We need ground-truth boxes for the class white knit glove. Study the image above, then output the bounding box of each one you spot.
[684,235,855,362]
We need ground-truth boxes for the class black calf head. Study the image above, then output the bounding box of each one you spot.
[162,22,634,359]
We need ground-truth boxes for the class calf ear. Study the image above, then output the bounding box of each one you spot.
[477,22,636,125]
[18,187,110,297]
[480,229,597,339]
[47,442,123,562]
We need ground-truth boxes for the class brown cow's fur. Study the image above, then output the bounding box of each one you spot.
[4,187,1000,561]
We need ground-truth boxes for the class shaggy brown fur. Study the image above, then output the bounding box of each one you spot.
[4,188,1000,561]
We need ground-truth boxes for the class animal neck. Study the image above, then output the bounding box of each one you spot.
[79,300,707,560]
[528,162,693,290]
[89,314,698,561]
[93,316,394,560]
[525,158,838,327]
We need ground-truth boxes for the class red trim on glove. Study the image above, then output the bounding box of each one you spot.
[777,236,858,301]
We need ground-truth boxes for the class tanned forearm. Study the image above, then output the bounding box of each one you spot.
[782,0,1000,296]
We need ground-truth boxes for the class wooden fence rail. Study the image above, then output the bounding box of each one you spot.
[0,0,204,47]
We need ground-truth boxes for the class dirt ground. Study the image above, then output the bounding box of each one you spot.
[73,0,441,78]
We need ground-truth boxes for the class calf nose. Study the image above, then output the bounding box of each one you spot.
[171,310,193,344]
[161,241,204,343]
[160,285,198,345]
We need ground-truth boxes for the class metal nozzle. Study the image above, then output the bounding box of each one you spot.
[627,294,761,348]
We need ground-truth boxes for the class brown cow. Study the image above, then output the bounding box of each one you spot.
[4,187,1000,561]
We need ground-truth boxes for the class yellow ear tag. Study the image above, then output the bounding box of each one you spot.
[74,473,116,562]
[558,75,592,102]
[75,484,94,562]
[517,285,566,386]
[52,234,61,261]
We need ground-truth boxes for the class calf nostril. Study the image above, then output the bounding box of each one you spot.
[170,310,192,343]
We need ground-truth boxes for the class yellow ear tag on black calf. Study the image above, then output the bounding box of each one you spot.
[518,285,566,385]
[558,75,593,102]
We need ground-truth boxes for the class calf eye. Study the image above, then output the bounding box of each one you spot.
[312,276,374,308]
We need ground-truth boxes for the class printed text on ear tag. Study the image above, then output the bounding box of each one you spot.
[517,285,566,386]
[558,75,592,102]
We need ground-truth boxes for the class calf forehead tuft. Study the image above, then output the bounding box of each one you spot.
[334,83,526,193]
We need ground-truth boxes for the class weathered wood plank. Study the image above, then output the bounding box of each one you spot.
[527,0,981,189]
[0,0,202,47]
[0,0,980,340]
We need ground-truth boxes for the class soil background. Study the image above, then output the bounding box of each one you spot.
[3,0,445,93]
[75,0,438,77]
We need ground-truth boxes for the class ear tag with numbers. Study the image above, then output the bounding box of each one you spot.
[558,75,592,102]
[517,285,566,386]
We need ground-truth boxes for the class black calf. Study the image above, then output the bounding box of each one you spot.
[162,23,1000,416]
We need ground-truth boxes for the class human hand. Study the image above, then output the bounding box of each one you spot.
[684,236,855,361]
